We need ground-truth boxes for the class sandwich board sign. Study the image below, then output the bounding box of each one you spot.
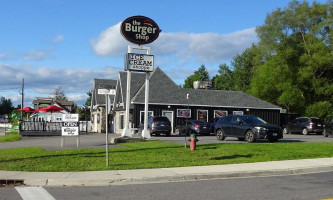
[61,114,79,136]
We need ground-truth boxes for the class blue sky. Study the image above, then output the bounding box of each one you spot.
[0,0,327,107]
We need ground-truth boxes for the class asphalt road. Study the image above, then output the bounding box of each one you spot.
[2,171,333,200]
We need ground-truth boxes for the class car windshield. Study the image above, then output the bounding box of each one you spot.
[154,117,169,122]
[192,120,207,124]
[241,116,267,124]
[310,118,322,123]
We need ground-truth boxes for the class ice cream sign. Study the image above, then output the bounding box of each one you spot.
[121,16,161,45]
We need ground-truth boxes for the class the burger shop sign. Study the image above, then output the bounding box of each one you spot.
[121,15,161,45]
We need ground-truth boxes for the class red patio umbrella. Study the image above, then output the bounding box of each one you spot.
[18,106,36,113]
[18,107,37,121]
[36,105,64,122]
[40,105,64,113]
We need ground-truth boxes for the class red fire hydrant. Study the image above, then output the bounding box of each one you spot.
[189,134,199,151]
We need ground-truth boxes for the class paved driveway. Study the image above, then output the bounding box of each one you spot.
[1,133,332,150]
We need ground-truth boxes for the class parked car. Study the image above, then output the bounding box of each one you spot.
[283,117,323,135]
[214,116,226,134]
[139,116,171,136]
[323,117,333,137]
[209,117,220,130]
[214,115,283,143]
[175,120,212,136]
[0,118,8,123]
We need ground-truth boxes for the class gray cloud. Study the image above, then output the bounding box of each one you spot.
[0,63,122,106]
[91,23,257,63]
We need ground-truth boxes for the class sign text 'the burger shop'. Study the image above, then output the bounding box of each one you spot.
[121,16,161,45]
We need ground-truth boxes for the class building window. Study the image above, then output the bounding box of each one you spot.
[197,110,208,121]
[119,114,124,129]
[177,109,191,118]
[233,111,244,115]
[214,110,228,117]
[140,111,153,123]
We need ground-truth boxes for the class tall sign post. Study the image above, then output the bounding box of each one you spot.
[121,16,161,139]
[98,87,115,166]
[185,94,190,148]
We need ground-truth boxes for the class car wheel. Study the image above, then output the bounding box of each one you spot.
[283,128,290,134]
[245,130,256,143]
[175,128,180,135]
[165,132,171,137]
[323,129,328,137]
[216,129,225,141]
[237,137,245,141]
[302,128,308,135]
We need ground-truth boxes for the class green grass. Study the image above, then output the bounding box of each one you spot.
[0,141,333,172]
[0,133,21,143]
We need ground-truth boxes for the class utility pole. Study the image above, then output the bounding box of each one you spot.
[20,78,24,121]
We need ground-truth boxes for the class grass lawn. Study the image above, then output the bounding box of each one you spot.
[0,133,21,143]
[0,141,333,172]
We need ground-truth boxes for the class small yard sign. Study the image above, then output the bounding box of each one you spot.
[61,114,79,136]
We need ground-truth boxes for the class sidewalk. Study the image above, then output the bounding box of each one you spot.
[1,157,333,187]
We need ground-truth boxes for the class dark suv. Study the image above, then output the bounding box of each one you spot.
[139,116,171,136]
[283,117,323,135]
[323,117,333,137]
[214,115,283,143]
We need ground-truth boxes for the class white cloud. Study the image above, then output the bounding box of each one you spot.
[90,22,128,57]
[0,63,121,106]
[91,23,257,63]
[23,49,53,61]
[52,35,64,43]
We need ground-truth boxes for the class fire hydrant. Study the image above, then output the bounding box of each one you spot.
[188,134,199,151]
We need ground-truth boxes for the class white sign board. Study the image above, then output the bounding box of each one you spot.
[62,114,79,122]
[62,114,79,136]
[98,89,116,95]
[61,127,79,136]
[125,53,154,72]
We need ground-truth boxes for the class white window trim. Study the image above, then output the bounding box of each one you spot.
[140,111,154,123]
[233,111,244,115]
[214,110,228,117]
[197,110,208,121]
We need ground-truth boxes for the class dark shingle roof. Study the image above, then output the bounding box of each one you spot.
[131,68,281,110]
[92,79,117,106]
[119,71,146,105]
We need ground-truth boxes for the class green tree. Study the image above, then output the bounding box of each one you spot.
[305,101,333,120]
[183,65,210,88]
[77,91,92,121]
[231,45,261,92]
[250,0,333,114]
[212,64,233,90]
[0,97,14,115]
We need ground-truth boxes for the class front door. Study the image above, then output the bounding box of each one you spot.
[162,111,174,133]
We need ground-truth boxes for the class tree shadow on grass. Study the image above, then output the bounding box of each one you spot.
[210,154,253,160]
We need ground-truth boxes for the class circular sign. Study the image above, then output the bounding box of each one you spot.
[121,16,161,45]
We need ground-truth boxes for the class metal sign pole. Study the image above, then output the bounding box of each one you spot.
[106,94,109,166]
[142,47,151,138]
[185,94,190,148]
[122,46,133,137]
